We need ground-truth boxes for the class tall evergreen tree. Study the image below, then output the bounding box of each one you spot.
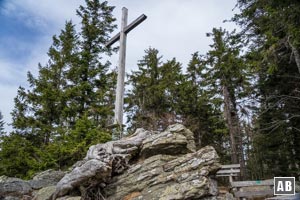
[127,48,165,131]
[3,0,117,178]
[203,28,252,178]
[73,0,117,127]
[234,0,300,179]
[7,21,82,176]
[179,53,229,161]
[126,49,230,163]
[11,21,79,145]
[126,48,183,131]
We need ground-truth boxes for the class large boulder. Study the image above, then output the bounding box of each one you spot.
[140,124,196,158]
[52,124,220,200]
[105,145,220,199]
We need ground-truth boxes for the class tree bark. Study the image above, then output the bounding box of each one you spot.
[236,119,246,180]
[222,83,246,180]
[222,84,238,164]
[288,38,300,74]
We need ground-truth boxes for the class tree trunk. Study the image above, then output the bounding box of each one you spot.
[222,84,246,180]
[223,84,238,164]
[288,38,300,74]
[236,119,246,180]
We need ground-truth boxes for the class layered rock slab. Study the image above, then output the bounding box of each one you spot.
[52,124,220,199]
[105,145,220,200]
[0,124,221,200]
[140,124,196,159]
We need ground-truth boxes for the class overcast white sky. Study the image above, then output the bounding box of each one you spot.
[0,0,238,131]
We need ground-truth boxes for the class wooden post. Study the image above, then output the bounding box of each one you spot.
[105,8,147,138]
[114,7,128,136]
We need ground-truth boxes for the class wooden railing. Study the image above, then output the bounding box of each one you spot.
[216,164,241,182]
[216,165,278,199]
[231,179,274,199]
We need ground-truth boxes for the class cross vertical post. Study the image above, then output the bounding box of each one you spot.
[105,8,147,139]
[114,7,128,136]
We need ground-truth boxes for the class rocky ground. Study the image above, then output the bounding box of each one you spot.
[0,124,222,200]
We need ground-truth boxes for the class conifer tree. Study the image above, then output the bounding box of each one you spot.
[159,58,184,125]
[203,28,251,178]
[72,0,117,127]
[126,48,183,131]
[6,21,81,176]
[179,53,229,160]
[3,0,117,178]
[127,48,161,130]
[11,21,79,145]
[234,0,300,179]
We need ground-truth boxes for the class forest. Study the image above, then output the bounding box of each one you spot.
[0,0,299,182]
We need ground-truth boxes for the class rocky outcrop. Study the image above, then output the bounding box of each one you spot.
[0,124,221,200]
[0,170,65,200]
[105,145,219,199]
[140,124,196,159]
[52,128,152,199]
[0,176,32,199]
[52,124,220,199]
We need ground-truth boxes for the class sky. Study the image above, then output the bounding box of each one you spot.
[0,0,238,131]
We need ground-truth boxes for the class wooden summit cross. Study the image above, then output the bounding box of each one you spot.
[106,7,147,137]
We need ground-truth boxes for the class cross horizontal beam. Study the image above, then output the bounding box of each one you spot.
[105,14,147,48]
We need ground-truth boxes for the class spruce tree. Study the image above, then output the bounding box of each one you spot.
[203,28,252,178]
[72,0,117,127]
[126,48,230,163]
[5,0,117,177]
[11,21,79,145]
[7,21,81,176]
[179,53,229,161]
[126,48,183,131]
[126,48,163,131]
[234,0,300,179]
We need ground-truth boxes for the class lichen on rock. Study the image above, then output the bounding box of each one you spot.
[0,124,221,200]
[52,124,220,200]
